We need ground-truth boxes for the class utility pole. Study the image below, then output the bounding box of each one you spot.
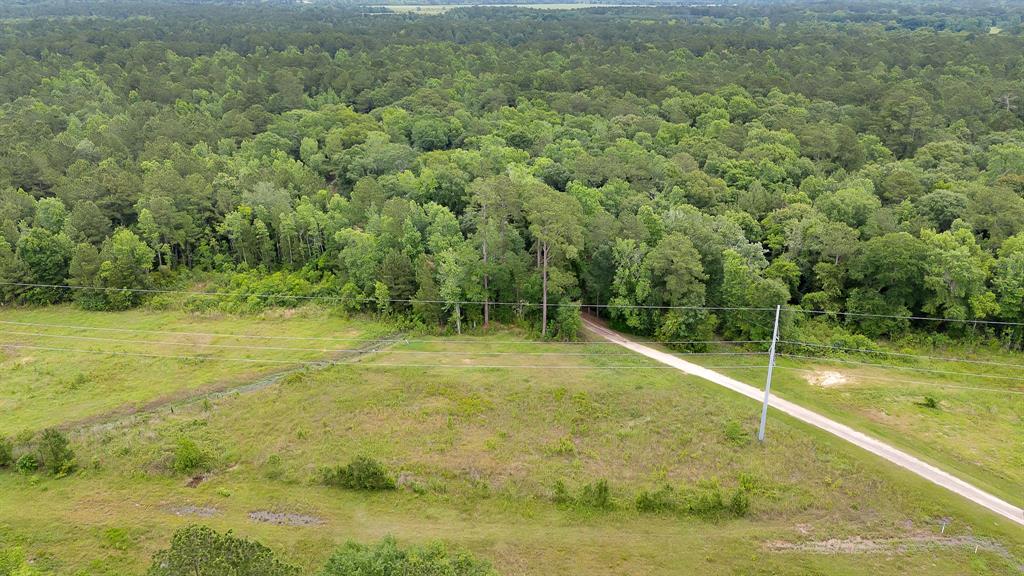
[758,305,781,442]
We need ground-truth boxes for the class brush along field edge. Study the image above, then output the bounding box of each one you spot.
[581,318,1024,526]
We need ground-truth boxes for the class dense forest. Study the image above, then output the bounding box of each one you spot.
[2,0,1024,345]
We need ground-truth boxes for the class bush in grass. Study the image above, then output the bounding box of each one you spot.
[0,546,40,576]
[38,428,75,475]
[549,301,582,341]
[729,488,751,516]
[636,485,677,513]
[552,479,573,505]
[15,454,38,474]
[681,479,752,519]
[551,478,614,510]
[0,437,12,469]
[683,479,726,518]
[172,438,208,474]
[322,456,395,491]
[148,524,299,576]
[319,536,496,576]
[578,479,613,509]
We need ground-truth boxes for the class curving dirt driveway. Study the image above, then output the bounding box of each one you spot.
[582,318,1024,526]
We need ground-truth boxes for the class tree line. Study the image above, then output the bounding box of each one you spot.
[1,1,1024,344]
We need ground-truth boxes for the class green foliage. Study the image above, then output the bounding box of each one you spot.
[1,0,1024,347]
[322,456,395,491]
[579,479,613,509]
[550,301,582,341]
[0,547,40,576]
[172,438,208,474]
[319,537,496,576]
[552,478,613,510]
[636,480,751,518]
[728,487,751,516]
[635,485,677,513]
[0,437,12,468]
[15,454,38,474]
[681,479,753,519]
[148,525,300,576]
[723,421,750,446]
[37,428,75,475]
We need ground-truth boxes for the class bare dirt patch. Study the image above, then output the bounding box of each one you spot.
[766,535,1016,560]
[11,354,35,365]
[805,370,849,388]
[169,505,219,518]
[248,510,324,526]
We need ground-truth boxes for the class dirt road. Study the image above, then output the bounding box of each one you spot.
[582,318,1024,526]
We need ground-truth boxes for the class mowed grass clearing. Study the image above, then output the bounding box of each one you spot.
[0,305,391,434]
[0,307,1021,575]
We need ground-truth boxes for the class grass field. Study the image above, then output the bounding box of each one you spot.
[0,306,391,434]
[712,340,1024,509]
[0,306,1022,575]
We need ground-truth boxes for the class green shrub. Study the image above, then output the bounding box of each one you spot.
[549,301,582,341]
[0,437,12,468]
[551,478,614,510]
[172,438,208,474]
[0,546,40,576]
[636,485,677,513]
[263,454,284,481]
[543,435,575,456]
[683,479,727,519]
[578,479,613,509]
[681,479,752,519]
[551,479,573,505]
[15,454,38,474]
[148,525,299,576]
[322,456,395,491]
[38,428,75,475]
[729,488,751,516]
[319,536,496,576]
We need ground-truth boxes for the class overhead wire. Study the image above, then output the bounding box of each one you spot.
[0,343,770,370]
[7,283,1024,324]
[778,339,1024,369]
[777,353,1024,383]
[0,329,765,357]
[774,367,1024,395]
[0,281,776,311]
[0,319,768,346]
[784,306,1024,328]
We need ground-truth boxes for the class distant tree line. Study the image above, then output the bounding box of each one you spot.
[1,1,1024,344]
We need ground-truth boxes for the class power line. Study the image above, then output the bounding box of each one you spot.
[0,320,768,347]
[0,343,769,370]
[0,330,765,357]
[784,306,1024,328]
[774,367,1024,395]
[0,281,774,311]
[777,353,1024,383]
[779,340,1024,369]
[7,281,1024,325]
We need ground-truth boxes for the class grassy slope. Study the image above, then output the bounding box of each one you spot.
[0,306,391,434]
[0,307,1021,574]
